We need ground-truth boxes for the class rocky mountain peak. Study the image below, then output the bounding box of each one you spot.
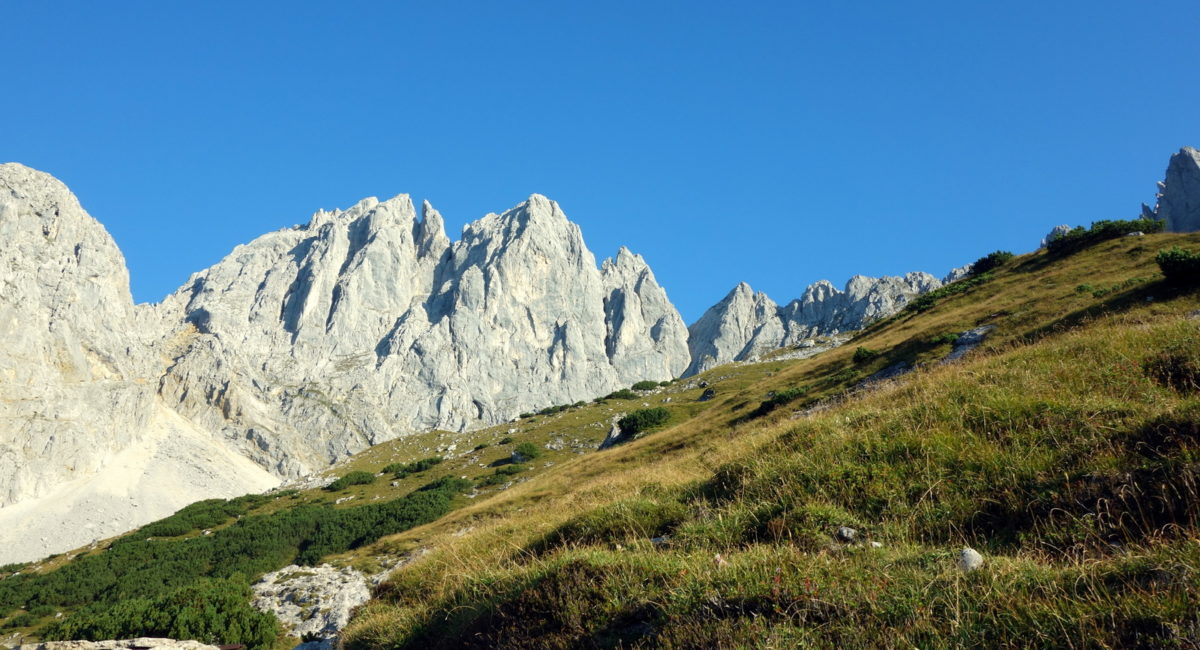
[686,271,942,376]
[1142,146,1200,232]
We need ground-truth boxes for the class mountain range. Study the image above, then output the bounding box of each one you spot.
[2,145,1198,564]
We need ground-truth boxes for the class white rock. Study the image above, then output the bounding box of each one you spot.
[0,164,277,564]
[1040,224,1072,248]
[252,564,372,639]
[956,547,984,572]
[685,272,941,375]
[1143,146,1200,232]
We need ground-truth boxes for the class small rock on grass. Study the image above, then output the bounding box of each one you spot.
[956,547,984,572]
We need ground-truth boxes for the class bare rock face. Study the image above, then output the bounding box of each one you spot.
[0,164,278,564]
[154,193,690,478]
[942,264,974,284]
[685,272,940,375]
[251,564,372,640]
[0,163,155,507]
[1142,147,1200,232]
[1040,224,1072,248]
[0,166,688,563]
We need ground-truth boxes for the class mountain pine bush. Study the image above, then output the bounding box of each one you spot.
[1155,246,1200,285]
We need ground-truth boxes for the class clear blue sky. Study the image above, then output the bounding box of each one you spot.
[6,1,1198,321]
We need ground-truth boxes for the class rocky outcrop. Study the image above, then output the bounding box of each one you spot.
[1040,224,1072,248]
[153,194,690,478]
[1141,147,1200,232]
[942,264,974,284]
[685,272,941,375]
[251,564,372,641]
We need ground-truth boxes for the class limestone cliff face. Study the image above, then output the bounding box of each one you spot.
[0,164,278,564]
[0,166,690,562]
[152,194,690,478]
[685,272,941,376]
[0,163,156,506]
[1142,147,1200,232]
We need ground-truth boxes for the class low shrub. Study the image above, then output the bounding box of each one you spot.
[499,436,514,445]
[3,612,36,628]
[618,407,671,436]
[326,471,377,491]
[476,464,527,488]
[852,346,880,364]
[513,442,543,462]
[1046,218,1164,256]
[1155,247,1200,285]
[383,457,443,479]
[970,250,1014,274]
[929,332,959,346]
[605,389,638,400]
[41,578,279,648]
[746,387,807,419]
[905,271,995,314]
[631,380,660,391]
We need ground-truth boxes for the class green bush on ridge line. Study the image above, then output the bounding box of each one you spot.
[1156,246,1200,285]
[970,250,1014,274]
[1046,217,1164,255]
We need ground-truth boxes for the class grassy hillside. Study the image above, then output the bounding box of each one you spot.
[341,231,1200,648]
[2,228,1198,648]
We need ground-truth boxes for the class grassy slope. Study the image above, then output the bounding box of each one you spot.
[3,232,1197,647]
[341,232,1200,649]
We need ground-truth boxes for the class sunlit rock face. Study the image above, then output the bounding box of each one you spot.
[1142,146,1200,233]
[0,163,277,564]
[154,193,691,478]
[685,272,941,376]
[0,165,690,563]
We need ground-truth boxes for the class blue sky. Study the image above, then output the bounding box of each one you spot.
[6,1,1198,321]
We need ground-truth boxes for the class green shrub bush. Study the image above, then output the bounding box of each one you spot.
[41,578,279,648]
[630,380,660,391]
[1046,218,1163,256]
[605,389,638,400]
[0,479,469,637]
[537,404,570,416]
[383,457,443,479]
[929,332,959,346]
[852,346,880,364]
[325,470,377,491]
[1156,247,1200,285]
[3,612,36,628]
[905,271,995,314]
[970,250,1014,274]
[747,387,807,419]
[513,442,542,461]
[618,407,671,436]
